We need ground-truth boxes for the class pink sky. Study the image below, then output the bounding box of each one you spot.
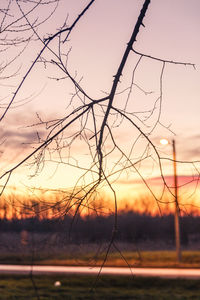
[0,0,200,212]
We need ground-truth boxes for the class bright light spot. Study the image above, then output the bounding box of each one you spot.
[54,281,61,287]
[160,139,169,145]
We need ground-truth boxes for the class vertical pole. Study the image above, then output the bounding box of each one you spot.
[172,139,181,263]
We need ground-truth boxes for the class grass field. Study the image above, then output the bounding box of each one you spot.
[1,250,200,268]
[0,274,200,299]
[0,250,200,299]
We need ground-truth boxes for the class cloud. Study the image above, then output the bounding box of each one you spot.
[0,127,46,149]
[0,107,91,168]
[0,110,48,164]
[117,174,200,188]
[1,128,40,140]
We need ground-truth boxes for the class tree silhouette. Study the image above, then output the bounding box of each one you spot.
[0,0,199,293]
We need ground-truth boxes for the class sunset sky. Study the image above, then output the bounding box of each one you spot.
[0,0,200,212]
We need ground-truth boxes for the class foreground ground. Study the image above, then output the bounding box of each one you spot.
[1,249,200,299]
[0,274,200,299]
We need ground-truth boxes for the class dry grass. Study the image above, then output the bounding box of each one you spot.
[10,250,200,268]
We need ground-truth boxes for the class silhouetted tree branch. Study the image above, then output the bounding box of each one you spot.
[0,0,199,290]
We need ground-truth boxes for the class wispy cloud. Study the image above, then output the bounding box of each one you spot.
[117,174,200,188]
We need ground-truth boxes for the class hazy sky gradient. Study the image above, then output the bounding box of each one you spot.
[0,0,200,205]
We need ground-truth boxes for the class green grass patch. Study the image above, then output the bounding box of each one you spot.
[0,274,200,299]
[1,250,200,268]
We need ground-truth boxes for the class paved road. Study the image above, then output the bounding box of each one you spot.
[0,265,200,279]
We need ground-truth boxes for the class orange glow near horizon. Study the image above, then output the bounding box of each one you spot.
[2,173,200,220]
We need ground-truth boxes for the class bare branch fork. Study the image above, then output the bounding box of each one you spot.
[0,0,96,122]
[97,0,151,179]
[0,2,199,288]
[132,48,196,68]
[0,0,151,184]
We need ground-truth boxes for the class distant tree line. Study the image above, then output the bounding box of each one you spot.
[0,209,200,246]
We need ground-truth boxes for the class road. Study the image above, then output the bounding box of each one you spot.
[0,265,200,279]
